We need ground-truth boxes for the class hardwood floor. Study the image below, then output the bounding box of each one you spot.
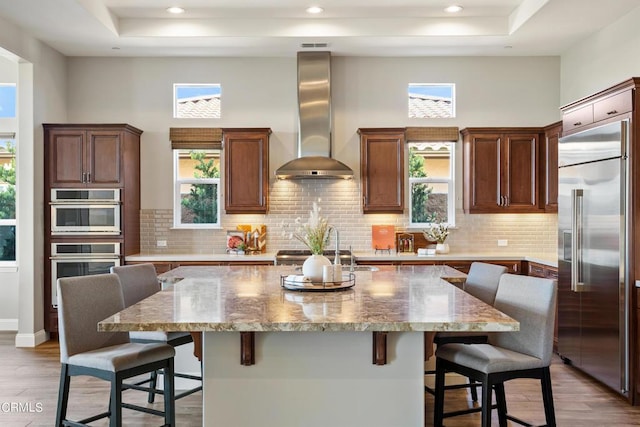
[1,331,640,426]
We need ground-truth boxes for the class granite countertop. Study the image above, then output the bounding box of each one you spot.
[125,252,277,262]
[125,251,557,268]
[353,251,558,267]
[98,265,518,333]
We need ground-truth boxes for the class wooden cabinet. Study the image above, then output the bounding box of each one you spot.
[44,124,141,188]
[223,128,270,214]
[462,128,540,213]
[43,124,142,334]
[562,104,593,134]
[360,259,522,274]
[562,83,633,136]
[445,260,522,275]
[359,128,405,213]
[541,121,561,213]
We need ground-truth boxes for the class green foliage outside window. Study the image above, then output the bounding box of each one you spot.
[409,147,438,224]
[181,151,220,224]
[0,140,16,260]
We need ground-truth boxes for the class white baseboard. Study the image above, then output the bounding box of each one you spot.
[15,329,49,347]
[0,319,18,331]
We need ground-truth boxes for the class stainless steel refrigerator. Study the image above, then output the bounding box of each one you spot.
[557,120,630,396]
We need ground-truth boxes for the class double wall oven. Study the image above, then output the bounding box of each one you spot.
[48,189,123,308]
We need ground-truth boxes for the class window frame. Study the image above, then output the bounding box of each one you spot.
[173,83,221,119]
[408,142,456,228]
[172,149,222,229]
[408,83,456,119]
[0,133,16,266]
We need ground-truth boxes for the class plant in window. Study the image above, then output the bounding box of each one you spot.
[0,141,15,220]
[410,147,438,223]
[181,151,220,224]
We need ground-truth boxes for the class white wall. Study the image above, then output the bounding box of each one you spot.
[0,14,67,345]
[560,4,640,105]
[66,55,560,208]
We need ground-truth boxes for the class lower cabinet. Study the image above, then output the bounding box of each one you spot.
[445,260,522,274]
[357,259,522,273]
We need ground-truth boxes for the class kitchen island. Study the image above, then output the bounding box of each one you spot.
[99,265,518,427]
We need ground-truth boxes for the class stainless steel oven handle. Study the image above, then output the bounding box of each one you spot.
[49,201,121,205]
[49,254,120,261]
[571,189,584,292]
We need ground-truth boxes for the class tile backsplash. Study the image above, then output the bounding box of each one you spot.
[140,179,557,255]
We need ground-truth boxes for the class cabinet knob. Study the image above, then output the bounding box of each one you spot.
[573,121,582,126]
[607,110,618,115]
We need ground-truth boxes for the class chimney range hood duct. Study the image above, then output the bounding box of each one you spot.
[275,51,353,179]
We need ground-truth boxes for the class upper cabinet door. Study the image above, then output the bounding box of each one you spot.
[462,128,541,213]
[359,128,405,213]
[47,128,86,187]
[542,122,561,213]
[463,133,501,212]
[224,128,270,214]
[86,130,122,186]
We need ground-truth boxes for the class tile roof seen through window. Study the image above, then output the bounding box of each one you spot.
[177,94,221,118]
[409,94,452,119]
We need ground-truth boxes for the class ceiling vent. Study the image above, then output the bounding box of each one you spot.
[300,43,329,49]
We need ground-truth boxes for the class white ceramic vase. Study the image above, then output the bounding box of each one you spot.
[435,243,450,254]
[302,254,332,282]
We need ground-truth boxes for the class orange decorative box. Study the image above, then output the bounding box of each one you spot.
[372,225,395,250]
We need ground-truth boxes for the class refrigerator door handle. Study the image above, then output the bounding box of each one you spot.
[571,188,585,292]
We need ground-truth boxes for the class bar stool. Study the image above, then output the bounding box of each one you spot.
[434,273,557,427]
[111,263,203,402]
[55,273,176,426]
[425,262,507,402]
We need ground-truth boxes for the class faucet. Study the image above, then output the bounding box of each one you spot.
[333,227,340,265]
[349,245,355,272]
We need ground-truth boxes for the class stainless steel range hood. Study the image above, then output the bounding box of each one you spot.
[275,51,353,179]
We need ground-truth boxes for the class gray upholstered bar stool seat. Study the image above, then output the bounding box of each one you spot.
[433,273,557,427]
[111,263,202,402]
[55,273,176,427]
[425,261,508,401]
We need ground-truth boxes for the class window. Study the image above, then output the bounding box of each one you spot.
[174,84,221,119]
[408,83,455,119]
[0,136,16,261]
[0,84,16,118]
[173,149,221,228]
[409,142,454,226]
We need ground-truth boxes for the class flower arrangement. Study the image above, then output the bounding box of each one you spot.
[286,201,331,254]
[423,222,449,244]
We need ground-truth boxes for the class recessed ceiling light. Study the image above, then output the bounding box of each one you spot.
[444,5,463,13]
[166,6,185,14]
[306,6,324,14]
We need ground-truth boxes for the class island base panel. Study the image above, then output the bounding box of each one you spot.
[203,331,424,427]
